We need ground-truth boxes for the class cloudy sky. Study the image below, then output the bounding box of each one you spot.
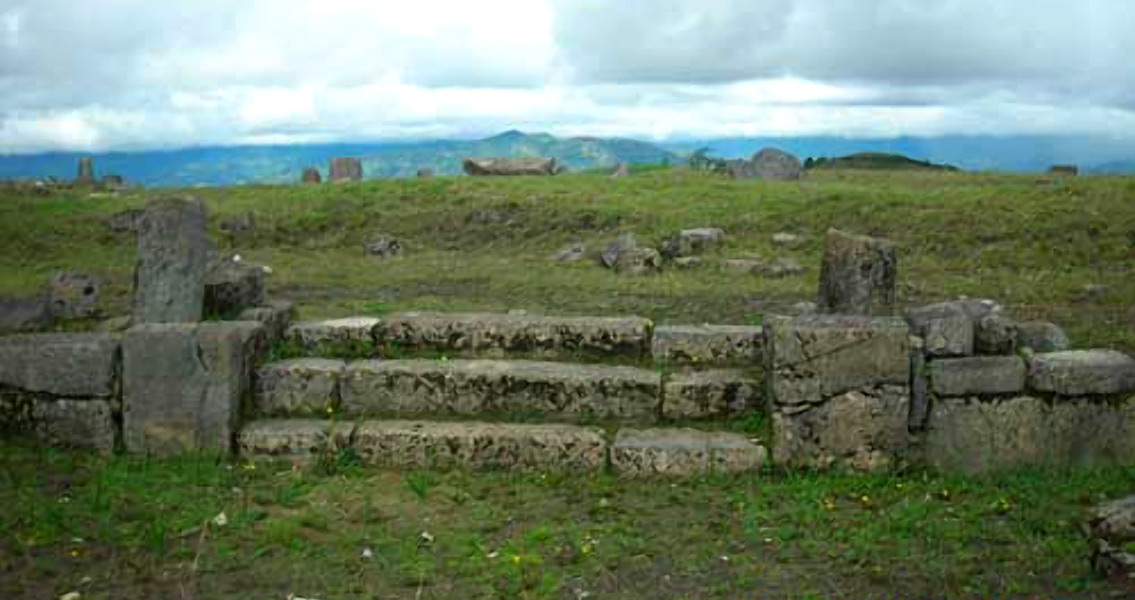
[2,0,1134,153]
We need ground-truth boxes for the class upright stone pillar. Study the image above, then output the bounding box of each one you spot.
[816,228,897,315]
[76,157,95,185]
[301,167,322,184]
[132,197,213,323]
[329,158,362,182]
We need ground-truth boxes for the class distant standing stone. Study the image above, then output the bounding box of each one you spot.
[329,158,362,182]
[76,157,95,185]
[417,168,435,178]
[750,148,803,181]
[816,228,897,315]
[301,167,322,184]
[132,197,214,323]
[610,162,631,178]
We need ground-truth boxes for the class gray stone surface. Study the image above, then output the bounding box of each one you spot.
[238,419,355,463]
[909,336,929,431]
[728,148,802,181]
[123,322,263,455]
[816,228,897,315]
[905,302,974,357]
[132,197,213,323]
[463,157,559,176]
[771,386,910,471]
[974,313,1017,355]
[377,312,652,358]
[238,300,294,344]
[1028,350,1135,396]
[651,324,763,365]
[287,317,380,355]
[1016,321,1071,353]
[662,370,759,419]
[601,232,661,275]
[329,157,362,181]
[929,356,1026,397]
[0,296,52,333]
[47,272,100,320]
[301,167,322,184]
[660,228,725,259]
[33,399,116,454]
[672,256,702,269]
[611,428,767,477]
[0,333,119,397]
[363,234,402,258]
[759,257,805,278]
[772,232,801,246]
[204,261,265,317]
[549,241,586,263]
[256,359,345,416]
[107,208,145,233]
[1088,495,1135,579]
[76,157,95,185]
[340,359,661,421]
[352,420,606,471]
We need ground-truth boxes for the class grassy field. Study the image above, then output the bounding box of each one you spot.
[1,168,1133,351]
[2,440,1134,600]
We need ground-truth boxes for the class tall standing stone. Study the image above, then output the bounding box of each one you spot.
[816,228,897,315]
[76,157,95,185]
[329,158,362,182]
[132,197,213,323]
[301,167,322,184]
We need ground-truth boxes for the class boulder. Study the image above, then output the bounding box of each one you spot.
[363,234,402,258]
[729,148,803,181]
[46,272,100,320]
[1016,321,1070,353]
[107,208,145,233]
[76,157,95,185]
[301,167,322,184]
[329,157,362,182]
[463,157,559,176]
[132,197,213,324]
[204,260,265,317]
[905,302,973,357]
[660,228,725,259]
[816,228,897,315]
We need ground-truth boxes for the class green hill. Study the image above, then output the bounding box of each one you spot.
[805,152,959,171]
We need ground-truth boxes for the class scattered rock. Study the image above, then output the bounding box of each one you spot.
[363,234,403,258]
[47,272,100,320]
[661,228,726,259]
[672,256,703,269]
[107,208,145,233]
[463,157,559,176]
[610,162,630,178]
[772,232,801,246]
[723,259,762,273]
[329,158,362,182]
[601,232,660,275]
[1016,321,1070,353]
[301,167,322,184]
[1087,495,1135,579]
[760,257,805,278]
[816,228,897,315]
[549,240,585,263]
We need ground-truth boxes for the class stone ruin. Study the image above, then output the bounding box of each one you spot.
[76,157,95,185]
[329,157,362,182]
[301,167,322,184]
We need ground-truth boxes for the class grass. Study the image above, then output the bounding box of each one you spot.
[1,168,1132,352]
[2,439,1133,599]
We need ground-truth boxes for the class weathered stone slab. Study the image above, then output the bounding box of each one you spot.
[905,302,973,357]
[204,261,265,317]
[1028,350,1135,396]
[929,356,1026,397]
[376,312,652,358]
[463,157,559,176]
[764,314,910,403]
[923,396,1049,474]
[611,428,767,477]
[255,359,344,416]
[771,386,909,471]
[238,300,295,344]
[340,359,661,421]
[661,370,759,419]
[816,228,897,315]
[352,420,606,471]
[0,295,52,333]
[651,324,763,365]
[132,197,213,323]
[1050,398,1135,467]
[1016,321,1070,353]
[287,317,380,355]
[238,419,355,463]
[33,399,116,454]
[0,333,119,397]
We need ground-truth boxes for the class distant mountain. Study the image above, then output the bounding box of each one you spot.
[807,152,958,171]
[0,131,677,188]
[1089,160,1135,174]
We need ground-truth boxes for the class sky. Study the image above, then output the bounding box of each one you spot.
[1,0,1134,153]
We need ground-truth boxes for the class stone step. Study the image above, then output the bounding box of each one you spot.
[237,419,768,476]
[651,324,763,366]
[253,358,761,423]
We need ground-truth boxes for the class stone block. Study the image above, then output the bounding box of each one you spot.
[651,324,763,365]
[661,370,759,419]
[33,399,116,454]
[287,317,380,355]
[0,333,119,397]
[204,261,265,317]
[974,313,1017,355]
[771,386,909,471]
[923,396,1049,474]
[1088,495,1135,579]
[255,359,345,416]
[909,336,930,431]
[816,228,897,315]
[610,428,767,477]
[352,420,606,472]
[1016,321,1070,353]
[238,300,295,344]
[340,359,661,421]
[929,356,1026,397]
[376,312,652,359]
[238,419,355,464]
[1049,398,1135,467]
[905,302,973,357]
[1028,350,1135,396]
[132,197,213,323]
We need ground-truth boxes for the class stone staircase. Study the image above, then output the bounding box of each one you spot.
[239,311,769,476]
